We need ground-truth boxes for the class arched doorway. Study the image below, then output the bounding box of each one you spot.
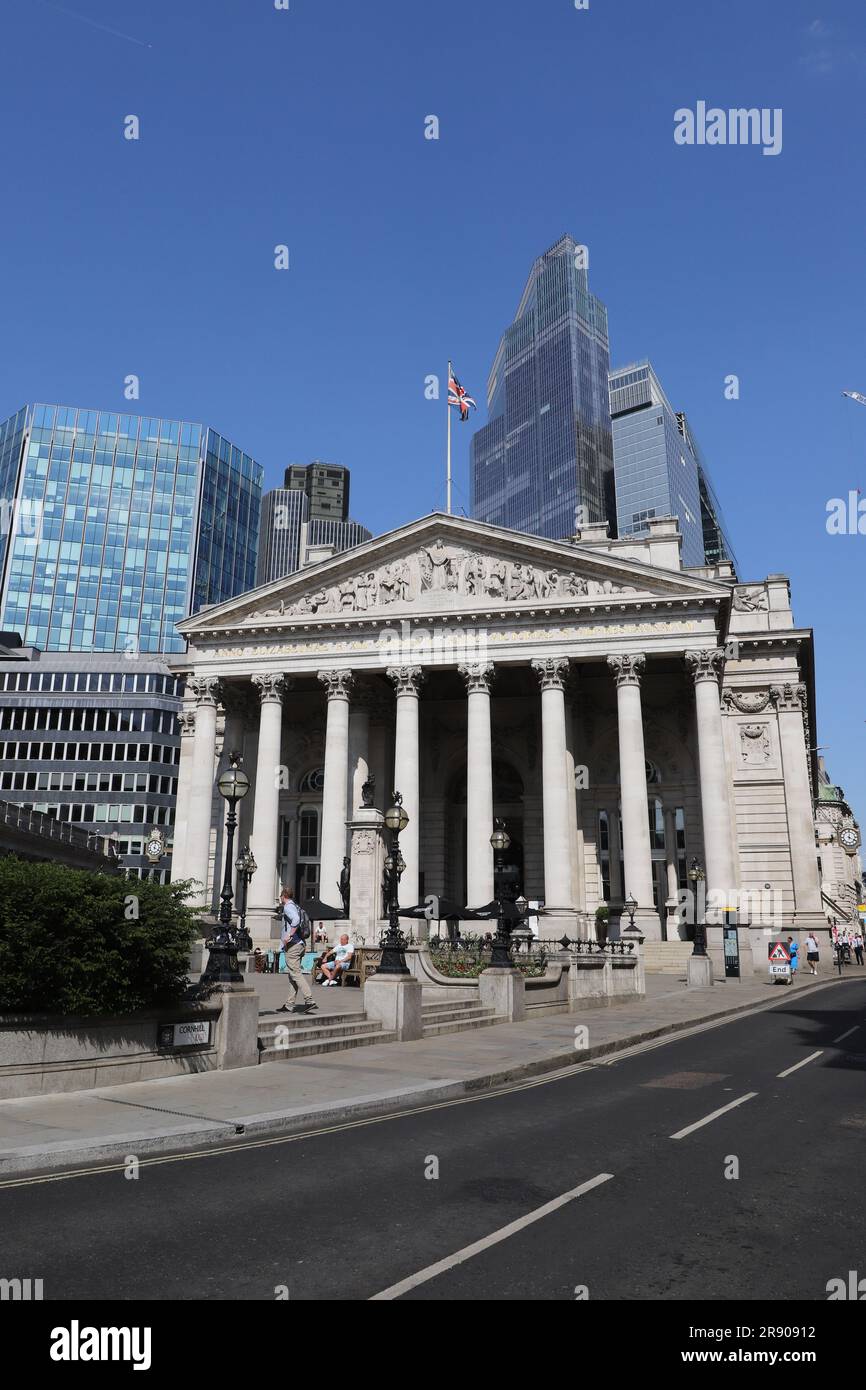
[446,759,524,904]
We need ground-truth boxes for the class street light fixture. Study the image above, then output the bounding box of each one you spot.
[234,845,257,951]
[689,857,707,957]
[377,792,411,975]
[201,751,250,986]
[488,819,513,969]
[623,892,638,932]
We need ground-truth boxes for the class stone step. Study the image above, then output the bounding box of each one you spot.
[422,1014,504,1037]
[421,1000,490,1017]
[643,942,693,973]
[420,1004,498,1025]
[258,1018,385,1046]
[260,1028,397,1062]
[258,1009,362,1032]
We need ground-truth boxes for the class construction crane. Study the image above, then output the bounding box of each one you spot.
[842,390,866,406]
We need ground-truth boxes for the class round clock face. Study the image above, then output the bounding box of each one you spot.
[146,838,163,859]
[840,828,860,851]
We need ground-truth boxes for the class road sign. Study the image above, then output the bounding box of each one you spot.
[768,941,791,962]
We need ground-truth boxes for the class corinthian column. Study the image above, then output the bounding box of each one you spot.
[686,650,738,909]
[607,653,659,936]
[248,673,290,925]
[531,657,576,927]
[184,675,220,909]
[770,682,824,927]
[170,707,196,883]
[459,662,495,907]
[386,665,425,906]
[318,670,355,910]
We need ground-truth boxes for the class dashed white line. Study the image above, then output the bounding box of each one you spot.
[777,1050,824,1078]
[669,1092,758,1140]
[832,1026,859,1045]
[369,1172,615,1300]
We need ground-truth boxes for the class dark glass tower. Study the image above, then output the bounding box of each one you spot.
[471,235,616,539]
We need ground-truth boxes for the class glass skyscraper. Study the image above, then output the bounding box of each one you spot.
[0,403,263,653]
[609,362,737,571]
[471,234,616,539]
[256,470,372,586]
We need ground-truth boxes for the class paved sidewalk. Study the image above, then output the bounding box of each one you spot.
[0,972,850,1178]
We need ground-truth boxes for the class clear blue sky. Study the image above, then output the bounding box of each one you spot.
[3,0,865,814]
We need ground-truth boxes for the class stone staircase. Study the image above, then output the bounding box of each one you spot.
[642,941,693,975]
[257,997,504,1061]
[421,999,503,1036]
[258,1010,396,1062]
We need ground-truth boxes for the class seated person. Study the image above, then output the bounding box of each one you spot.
[319,934,355,986]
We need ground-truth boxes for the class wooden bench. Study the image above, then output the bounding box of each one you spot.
[341,946,382,987]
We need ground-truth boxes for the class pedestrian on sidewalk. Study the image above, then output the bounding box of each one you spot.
[854,931,864,966]
[787,935,799,977]
[277,887,317,1015]
[805,931,819,976]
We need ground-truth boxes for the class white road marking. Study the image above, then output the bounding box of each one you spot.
[369,1172,614,1300]
[669,1092,757,1140]
[777,1050,824,1078]
[832,1026,859,1044]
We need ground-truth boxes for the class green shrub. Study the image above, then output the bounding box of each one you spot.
[0,859,201,1016]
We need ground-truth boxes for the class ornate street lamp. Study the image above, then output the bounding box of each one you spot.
[377,792,411,975]
[235,845,257,951]
[689,857,707,957]
[487,819,513,969]
[623,892,638,933]
[200,752,250,986]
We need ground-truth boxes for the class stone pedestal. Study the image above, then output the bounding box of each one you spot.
[214,984,260,1070]
[348,807,386,945]
[479,967,526,1021]
[364,974,423,1040]
[686,954,714,989]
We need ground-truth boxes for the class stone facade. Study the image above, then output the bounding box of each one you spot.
[168,512,829,976]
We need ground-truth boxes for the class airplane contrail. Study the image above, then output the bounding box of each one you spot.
[34,0,153,48]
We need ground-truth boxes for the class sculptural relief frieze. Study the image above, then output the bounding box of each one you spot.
[242,539,641,622]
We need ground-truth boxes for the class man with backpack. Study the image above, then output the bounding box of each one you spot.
[276,887,317,1014]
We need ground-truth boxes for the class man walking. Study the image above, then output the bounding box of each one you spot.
[854,929,864,967]
[277,887,317,1014]
[804,931,820,976]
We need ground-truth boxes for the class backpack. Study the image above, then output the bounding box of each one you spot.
[281,904,311,950]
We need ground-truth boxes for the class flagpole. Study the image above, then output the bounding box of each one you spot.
[446,359,452,515]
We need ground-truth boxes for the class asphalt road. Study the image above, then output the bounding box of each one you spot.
[2,979,864,1302]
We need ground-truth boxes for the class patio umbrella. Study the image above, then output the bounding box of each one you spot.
[397,897,478,921]
[300,897,346,920]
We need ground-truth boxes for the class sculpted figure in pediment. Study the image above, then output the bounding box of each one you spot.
[464,553,486,596]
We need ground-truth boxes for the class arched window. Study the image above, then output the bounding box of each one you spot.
[299,766,325,794]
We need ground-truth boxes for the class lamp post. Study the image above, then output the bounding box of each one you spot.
[200,751,250,986]
[488,819,513,969]
[377,792,411,976]
[623,892,638,933]
[689,857,707,956]
[235,845,257,952]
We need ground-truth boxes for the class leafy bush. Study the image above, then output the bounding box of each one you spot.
[0,859,201,1016]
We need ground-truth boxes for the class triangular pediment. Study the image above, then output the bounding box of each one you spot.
[178,513,731,638]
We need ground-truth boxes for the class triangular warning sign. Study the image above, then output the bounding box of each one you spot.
[769,942,791,962]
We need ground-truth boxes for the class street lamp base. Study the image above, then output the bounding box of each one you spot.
[200,943,244,987]
[686,954,714,989]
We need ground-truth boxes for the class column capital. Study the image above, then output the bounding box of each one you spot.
[769,682,807,713]
[179,708,196,736]
[458,661,495,694]
[386,665,426,697]
[685,648,725,684]
[188,674,221,706]
[531,656,570,691]
[252,672,292,704]
[606,652,645,688]
[318,669,355,701]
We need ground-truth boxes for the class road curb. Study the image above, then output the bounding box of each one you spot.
[0,974,856,1182]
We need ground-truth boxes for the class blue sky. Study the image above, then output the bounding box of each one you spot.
[3,0,865,813]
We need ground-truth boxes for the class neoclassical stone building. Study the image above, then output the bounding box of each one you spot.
[169,512,828,974]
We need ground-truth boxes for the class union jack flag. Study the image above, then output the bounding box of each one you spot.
[448,367,477,422]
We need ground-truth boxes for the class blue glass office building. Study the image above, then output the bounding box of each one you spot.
[0,404,263,653]
[471,235,616,539]
[609,362,737,572]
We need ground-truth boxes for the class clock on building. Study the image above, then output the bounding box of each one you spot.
[839,826,861,854]
[145,828,166,864]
